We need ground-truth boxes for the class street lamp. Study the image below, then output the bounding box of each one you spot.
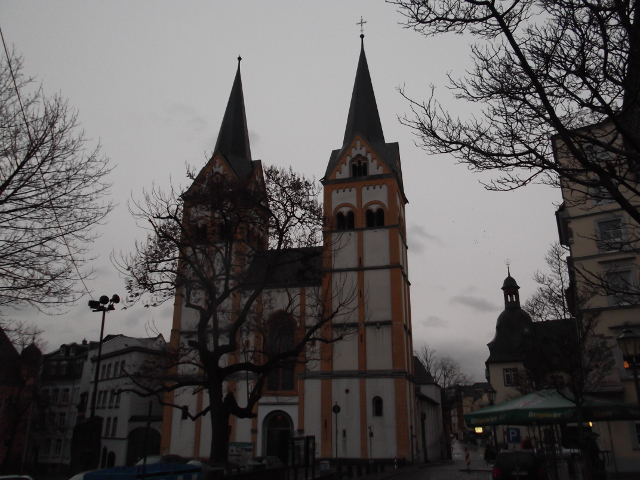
[332,402,341,459]
[486,386,498,449]
[617,328,640,404]
[88,294,120,419]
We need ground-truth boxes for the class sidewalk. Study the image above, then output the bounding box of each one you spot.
[345,440,491,480]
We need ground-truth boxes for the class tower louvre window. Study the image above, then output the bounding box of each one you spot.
[351,159,368,178]
[365,207,384,228]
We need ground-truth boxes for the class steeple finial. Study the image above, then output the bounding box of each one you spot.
[505,259,511,277]
[357,16,367,35]
[213,58,252,161]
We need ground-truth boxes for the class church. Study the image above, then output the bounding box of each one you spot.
[160,36,440,463]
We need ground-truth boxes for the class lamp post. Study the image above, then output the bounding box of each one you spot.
[332,402,341,459]
[617,328,640,404]
[88,294,120,419]
[487,386,498,449]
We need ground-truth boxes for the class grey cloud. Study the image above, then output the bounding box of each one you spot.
[407,224,446,253]
[450,295,499,313]
[165,104,208,132]
[421,315,447,328]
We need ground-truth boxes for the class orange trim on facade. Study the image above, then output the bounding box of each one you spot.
[394,378,410,458]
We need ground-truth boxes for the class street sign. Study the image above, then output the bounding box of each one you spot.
[505,427,521,444]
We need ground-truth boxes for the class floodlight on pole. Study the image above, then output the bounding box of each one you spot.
[88,294,120,420]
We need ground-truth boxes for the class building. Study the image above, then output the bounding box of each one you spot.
[162,37,431,463]
[554,123,640,474]
[92,334,166,467]
[0,327,41,473]
[34,334,166,470]
[450,382,491,443]
[413,357,443,462]
[34,340,95,472]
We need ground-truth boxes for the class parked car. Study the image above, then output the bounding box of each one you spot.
[492,451,544,479]
[68,471,97,480]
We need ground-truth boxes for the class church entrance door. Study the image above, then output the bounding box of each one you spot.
[263,411,292,465]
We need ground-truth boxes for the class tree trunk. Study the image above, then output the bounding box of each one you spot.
[208,380,231,466]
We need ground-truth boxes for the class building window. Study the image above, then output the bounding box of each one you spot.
[109,390,115,408]
[61,388,70,403]
[266,312,295,392]
[605,268,637,306]
[589,184,615,205]
[597,217,624,251]
[113,361,119,376]
[106,364,112,379]
[101,364,107,379]
[60,346,67,356]
[336,210,355,230]
[365,207,384,228]
[43,439,52,457]
[120,361,126,376]
[111,417,118,437]
[70,346,76,355]
[105,418,111,437]
[57,412,67,427]
[52,389,59,404]
[372,396,383,417]
[115,392,121,409]
[53,439,62,456]
[351,159,368,178]
[503,368,519,386]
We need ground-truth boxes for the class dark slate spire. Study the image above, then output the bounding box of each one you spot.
[214,57,252,161]
[342,35,385,146]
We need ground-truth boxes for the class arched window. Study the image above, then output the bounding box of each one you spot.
[351,159,368,178]
[372,396,383,417]
[266,312,295,391]
[336,210,355,230]
[365,207,385,228]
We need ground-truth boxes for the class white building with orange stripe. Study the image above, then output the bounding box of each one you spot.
[162,36,439,464]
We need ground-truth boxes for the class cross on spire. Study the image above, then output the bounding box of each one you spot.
[357,16,367,35]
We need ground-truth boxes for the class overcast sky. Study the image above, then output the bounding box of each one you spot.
[1,1,561,381]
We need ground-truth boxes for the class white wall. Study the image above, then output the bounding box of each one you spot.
[366,378,397,458]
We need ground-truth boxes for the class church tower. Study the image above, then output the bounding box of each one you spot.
[314,35,415,459]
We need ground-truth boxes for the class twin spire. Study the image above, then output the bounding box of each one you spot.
[213,56,252,162]
[213,36,385,163]
[343,35,385,147]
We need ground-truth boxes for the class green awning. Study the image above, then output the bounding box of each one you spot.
[464,390,640,427]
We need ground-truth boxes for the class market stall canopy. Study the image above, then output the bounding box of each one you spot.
[464,390,640,427]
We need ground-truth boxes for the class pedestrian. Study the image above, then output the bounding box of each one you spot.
[484,443,496,465]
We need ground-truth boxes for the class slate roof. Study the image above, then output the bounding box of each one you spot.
[212,60,255,181]
[245,247,323,289]
[343,37,385,148]
[413,356,436,385]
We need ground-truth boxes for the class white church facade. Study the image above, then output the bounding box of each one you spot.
[160,37,440,463]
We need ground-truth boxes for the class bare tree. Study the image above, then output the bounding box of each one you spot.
[523,243,572,322]
[115,165,354,464]
[416,343,472,436]
[392,0,640,222]
[518,244,614,472]
[0,50,112,311]
[0,318,47,353]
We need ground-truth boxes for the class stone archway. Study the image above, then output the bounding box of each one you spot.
[263,410,293,465]
[126,427,160,466]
